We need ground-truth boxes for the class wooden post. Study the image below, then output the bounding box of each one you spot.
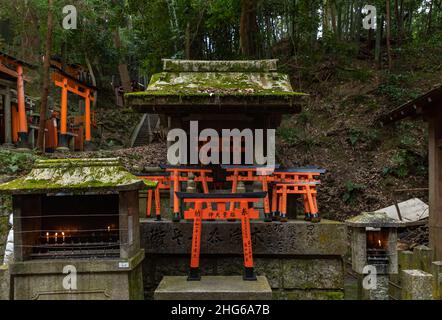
[16,64,28,147]
[3,85,12,145]
[58,77,69,150]
[85,89,91,142]
[428,111,442,260]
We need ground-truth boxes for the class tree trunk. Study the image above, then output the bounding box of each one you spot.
[385,0,393,70]
[375,14,383,68]
[36,0,54,151]
[85,54,98,108]
[427,0,434,35]
[240,0,258,58]
[112,29,132,92]
[185,22,191,59]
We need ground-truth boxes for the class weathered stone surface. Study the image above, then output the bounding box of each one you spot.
[272,289,344,300]
[140,219,347,256]
[162,59,279,72]
[154,276,272,300]
[0,264,10,300]
[0,158,155,195]
[414,245,433,273]
[432,261,442,300]
[401,269,434,300]
[398,250,415,271]
[282,258,344,290]
[359,274,389,300]
[11,250,145,300]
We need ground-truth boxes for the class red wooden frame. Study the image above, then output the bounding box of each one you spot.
[177,192,265,281]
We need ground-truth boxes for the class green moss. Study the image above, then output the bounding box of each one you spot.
[0,158,157,193]
[125,71,307,99]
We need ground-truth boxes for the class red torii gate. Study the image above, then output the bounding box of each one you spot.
[0,52,32,148]
[51,67,96,150]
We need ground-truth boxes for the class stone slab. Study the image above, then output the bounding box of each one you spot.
[154,276,272,300]
[0,264,10,300]
[432,261,442,300]
[140,219,347,256]
[11,250,145,300]
[401,269,434,300]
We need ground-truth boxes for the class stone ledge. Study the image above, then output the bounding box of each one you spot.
[10,249,145,275]
[154,276,272,300]
[140,219,346,256]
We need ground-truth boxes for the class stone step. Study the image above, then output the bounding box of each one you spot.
[154,276,272,300]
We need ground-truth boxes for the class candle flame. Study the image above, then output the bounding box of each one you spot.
[378,239,382,247]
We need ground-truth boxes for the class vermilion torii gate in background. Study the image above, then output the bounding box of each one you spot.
[0,52,32,148]
[51,67,96,150]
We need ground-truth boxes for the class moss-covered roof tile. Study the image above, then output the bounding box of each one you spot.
[0,158,157,194]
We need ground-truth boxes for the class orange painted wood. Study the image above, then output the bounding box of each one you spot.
[16,64,27,133]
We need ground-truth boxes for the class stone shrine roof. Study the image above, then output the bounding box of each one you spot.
[126,59,306,114]
[345,211,405,228]
[0,158,156,194]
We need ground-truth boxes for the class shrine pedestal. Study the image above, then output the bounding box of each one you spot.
[141,218,347,300]
[154,276,272,300]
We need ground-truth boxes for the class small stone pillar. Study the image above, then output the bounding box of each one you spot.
[0,264,10,300]
[432,261,442,300]
[414,245,433,273]
[401,270,433,300]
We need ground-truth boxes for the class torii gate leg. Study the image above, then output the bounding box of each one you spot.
[57,77,69,151]
[16,64,29,149]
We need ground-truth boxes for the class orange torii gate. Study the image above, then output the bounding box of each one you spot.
[0,52,33,148]
[51,68,96,150]
[176,192,265,281]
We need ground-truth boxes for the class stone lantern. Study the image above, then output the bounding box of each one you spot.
[346,212,404,300]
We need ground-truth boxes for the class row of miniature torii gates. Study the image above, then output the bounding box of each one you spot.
[0,52,95,150]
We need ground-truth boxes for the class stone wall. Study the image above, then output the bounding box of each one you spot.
[140,219,347,300]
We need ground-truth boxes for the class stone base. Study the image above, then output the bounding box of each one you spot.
[154,276,272,300]
[10,250,145,300]
[141,218,346,299]
[0,264,10,300]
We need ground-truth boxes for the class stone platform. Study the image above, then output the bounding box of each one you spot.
[154,276,272,300]
[141,218,347,300]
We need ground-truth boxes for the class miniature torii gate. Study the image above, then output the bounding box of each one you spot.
[51,67,96,150]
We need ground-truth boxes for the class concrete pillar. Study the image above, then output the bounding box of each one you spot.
[432,261,442,300]
[401,269,434,300]
[3,86,12,145]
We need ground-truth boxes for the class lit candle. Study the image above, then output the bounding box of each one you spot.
[62,232,65,243]
[55,232,58,243]
[108,226,111,232]
[46,232,49,243]
[378,239,382,248]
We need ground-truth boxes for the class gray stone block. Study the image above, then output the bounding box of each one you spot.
[272,289,344,300]
[10,250,145,300]
[140,219,347,256]
[432,261,442,300]
[401,269,434,300]
[414,245,433,273]
[154,276,272,300]
[0,264,10,300]
[282,258,344,290]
